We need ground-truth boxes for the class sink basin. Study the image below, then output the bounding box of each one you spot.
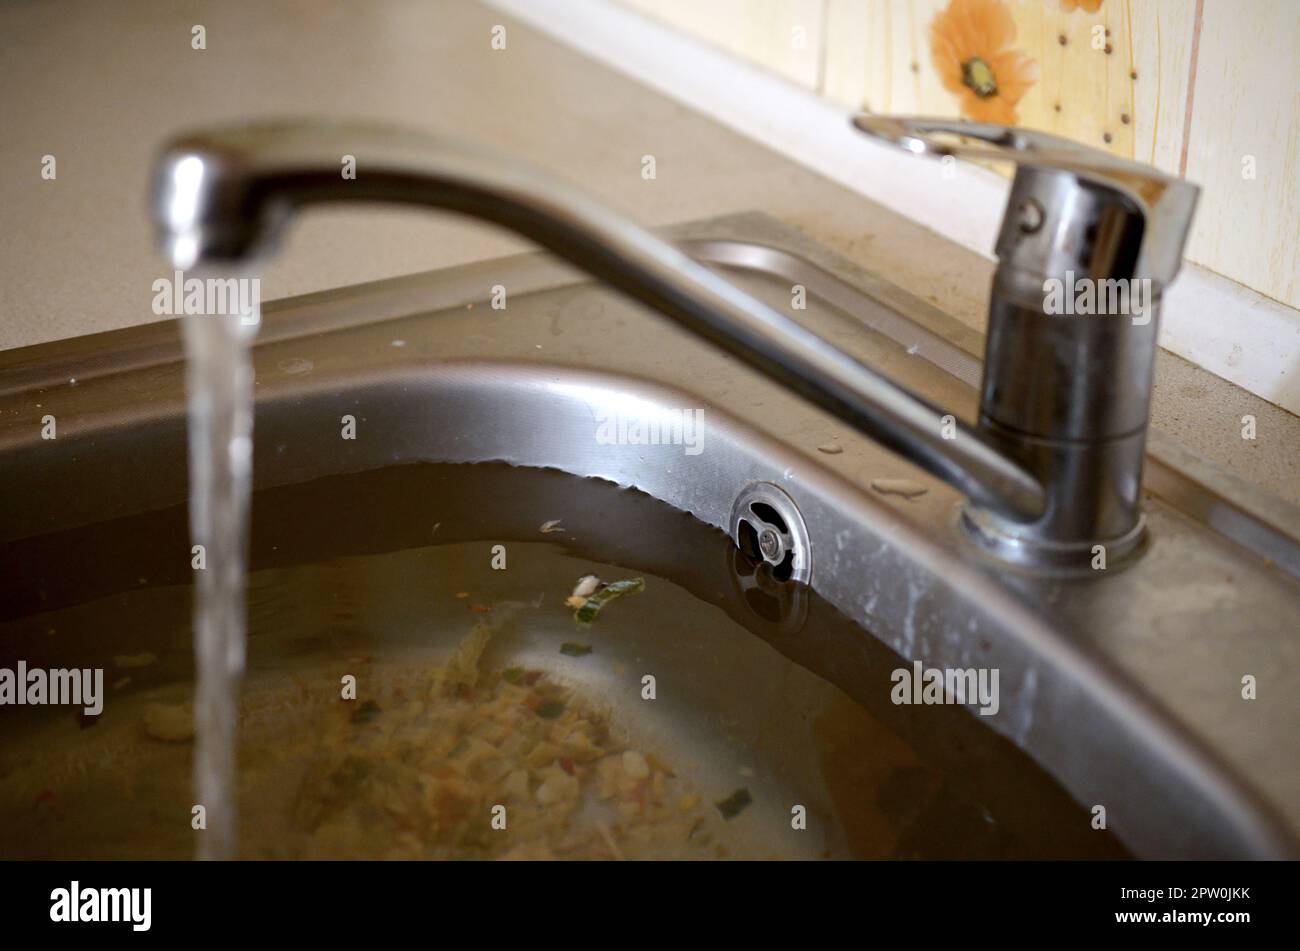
[2,212,1297,858]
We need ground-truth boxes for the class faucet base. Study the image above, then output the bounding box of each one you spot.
[959,505,1149,576]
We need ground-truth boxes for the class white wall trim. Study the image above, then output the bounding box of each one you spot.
[488,0,1299,413]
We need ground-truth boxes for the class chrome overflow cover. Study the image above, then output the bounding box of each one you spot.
[728,482,812,584]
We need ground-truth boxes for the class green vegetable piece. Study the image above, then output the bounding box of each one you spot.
[715,788,753,820]
[573,578,646,627]
[560,642,593,657]
[502,667,525,684]
[535,699,566,719]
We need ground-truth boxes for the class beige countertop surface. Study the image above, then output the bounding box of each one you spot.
[2,0,1295,501]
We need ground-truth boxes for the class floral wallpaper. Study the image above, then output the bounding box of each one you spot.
[912,0,1138,157]
[619,0,1300,312]
[928,0,1040,124]
[927,0,1119,127]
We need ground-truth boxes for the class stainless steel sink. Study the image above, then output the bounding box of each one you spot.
[2,212,1298,858]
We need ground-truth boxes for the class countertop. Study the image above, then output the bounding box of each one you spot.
[1,0,1295,501]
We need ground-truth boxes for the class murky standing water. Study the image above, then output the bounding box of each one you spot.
[180,310,258,860]
[0,459,1129,859]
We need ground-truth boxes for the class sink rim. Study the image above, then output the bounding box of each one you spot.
[6,213,1297,580]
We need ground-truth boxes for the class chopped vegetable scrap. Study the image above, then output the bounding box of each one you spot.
[534,699,567,719]
[266,620,741,858]
[141,701,194,742]
[350,699,381,725]
[564,574,601,609]
[715,788,753,820]
[6,607,747,859]
[573,578,645,627]
[559,642,593,657]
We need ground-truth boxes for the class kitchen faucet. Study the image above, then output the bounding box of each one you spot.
[152,116,1197,572]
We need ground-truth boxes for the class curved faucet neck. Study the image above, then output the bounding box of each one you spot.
[153,120,1048,546]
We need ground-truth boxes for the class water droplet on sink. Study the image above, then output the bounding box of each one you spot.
[870,478,928,500]
[277,357,313,375]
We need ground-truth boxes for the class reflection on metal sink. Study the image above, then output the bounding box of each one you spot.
[2,213,1297,858]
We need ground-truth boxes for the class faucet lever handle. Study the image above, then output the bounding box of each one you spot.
[851,114,1199,288]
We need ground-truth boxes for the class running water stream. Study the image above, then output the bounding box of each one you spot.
[181,307,258,860]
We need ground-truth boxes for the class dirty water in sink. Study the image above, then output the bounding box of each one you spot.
[0,463,1129,859]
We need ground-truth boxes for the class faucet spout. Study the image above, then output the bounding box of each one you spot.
[152,119,1045,525]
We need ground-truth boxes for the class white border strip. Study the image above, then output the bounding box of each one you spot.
[488,0,1300,413]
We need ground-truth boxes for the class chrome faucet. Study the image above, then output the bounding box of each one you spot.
[152,117,1197,572]
[854,117,1199,568]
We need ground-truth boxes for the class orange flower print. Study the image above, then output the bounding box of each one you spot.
[929,0,1040,125]
[1060,0,1104,12]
